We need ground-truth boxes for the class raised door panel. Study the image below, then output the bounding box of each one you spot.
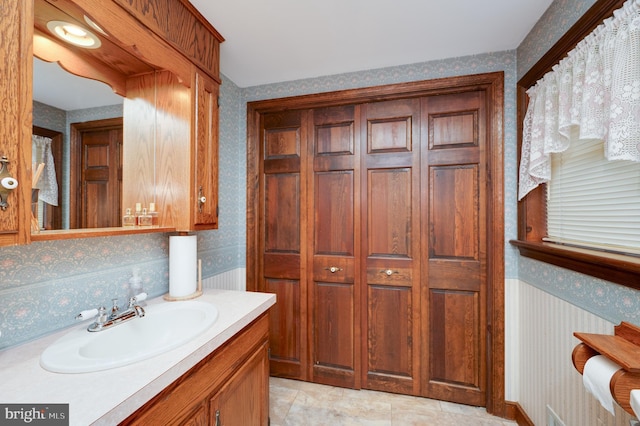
[210,343,269,426]
[309,105,359,388]
[421,91,487,406]
[361,99,421,395]
[261,111,308,380]
[266,278,301,377]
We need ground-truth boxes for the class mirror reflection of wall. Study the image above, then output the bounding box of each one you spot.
[32,57,123,230]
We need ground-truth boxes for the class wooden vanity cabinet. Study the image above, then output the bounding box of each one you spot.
[121,313,270,426]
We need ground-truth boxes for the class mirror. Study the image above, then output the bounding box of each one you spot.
[32,0,157,232]
[33,57,124,230]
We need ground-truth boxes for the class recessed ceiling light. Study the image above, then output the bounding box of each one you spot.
[46,20,101,49]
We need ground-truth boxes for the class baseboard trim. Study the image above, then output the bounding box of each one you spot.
[505,401,535,426]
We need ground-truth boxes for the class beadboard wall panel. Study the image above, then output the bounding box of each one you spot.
[202,268,246,291]
[515,279,633,426]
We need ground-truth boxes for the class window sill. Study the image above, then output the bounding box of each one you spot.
[510,240,640,291]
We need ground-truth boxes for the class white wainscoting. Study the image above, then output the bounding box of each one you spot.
[507,279,634,425]
[202,268,246,291]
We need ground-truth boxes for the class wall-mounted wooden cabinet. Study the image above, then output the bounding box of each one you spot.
[0,0,223,246]
[125,68,219,232]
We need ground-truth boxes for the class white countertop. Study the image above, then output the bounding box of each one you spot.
[0,289,276,425]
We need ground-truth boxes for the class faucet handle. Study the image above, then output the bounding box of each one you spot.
[75,308,98,321]
[110,298,120,316]
[128,292,148,307]
[96,306,108,324]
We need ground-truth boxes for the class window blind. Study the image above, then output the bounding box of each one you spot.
[546,138,640,254]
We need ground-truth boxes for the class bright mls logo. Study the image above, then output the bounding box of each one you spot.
[0,404,68,425]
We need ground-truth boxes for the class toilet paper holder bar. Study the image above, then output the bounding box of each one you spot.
[572,321,640,416]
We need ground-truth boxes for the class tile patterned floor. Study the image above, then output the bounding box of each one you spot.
[269,377,517,426]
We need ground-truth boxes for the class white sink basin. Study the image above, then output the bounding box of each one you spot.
[631,389,640,419]
[40,300,218,373]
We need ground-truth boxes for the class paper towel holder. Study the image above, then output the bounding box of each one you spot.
[163,258,203,301]
[572,321,640,416]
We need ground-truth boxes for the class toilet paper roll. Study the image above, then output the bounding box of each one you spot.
[169,235,198,297]
[583,355,622,414]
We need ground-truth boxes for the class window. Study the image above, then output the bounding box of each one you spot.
[513,0,640,290]
[546,138,640,255]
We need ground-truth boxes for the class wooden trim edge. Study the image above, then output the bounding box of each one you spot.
[510,240,640,290]
[505,401,535,426]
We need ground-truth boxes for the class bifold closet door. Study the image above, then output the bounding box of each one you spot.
[421,90,488,406]
[260,110,309,380]
[308,105,361,388]
[360,99,422,396]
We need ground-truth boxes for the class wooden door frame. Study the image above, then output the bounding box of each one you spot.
[246,72,505,416]
[69,117,123,229]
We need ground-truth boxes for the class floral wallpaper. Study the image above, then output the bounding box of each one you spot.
[517,0,597,80]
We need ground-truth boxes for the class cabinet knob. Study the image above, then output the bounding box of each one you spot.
[381,269,397,276]
[198,186,206,213]
[324,266,342,273]
[0,156,18,211]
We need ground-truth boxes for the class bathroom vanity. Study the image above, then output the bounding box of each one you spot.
[0,290,275,425]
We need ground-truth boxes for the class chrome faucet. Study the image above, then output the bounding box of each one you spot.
[76,293,147,332]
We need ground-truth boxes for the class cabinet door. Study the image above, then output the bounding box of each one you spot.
[210,343,269,426]
[193,71,219,229]
[0,0,31,246]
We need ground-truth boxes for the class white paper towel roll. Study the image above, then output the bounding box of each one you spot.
[583,355,622,415]
[169,235,198,297]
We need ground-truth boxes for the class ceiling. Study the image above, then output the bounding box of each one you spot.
[33,0,554,111]
[192,0,555,88]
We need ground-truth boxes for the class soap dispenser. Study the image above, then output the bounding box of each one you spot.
[128,268,145,305]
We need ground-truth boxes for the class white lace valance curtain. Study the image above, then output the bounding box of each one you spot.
[32,134,59,206]
[518,0,640,200]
